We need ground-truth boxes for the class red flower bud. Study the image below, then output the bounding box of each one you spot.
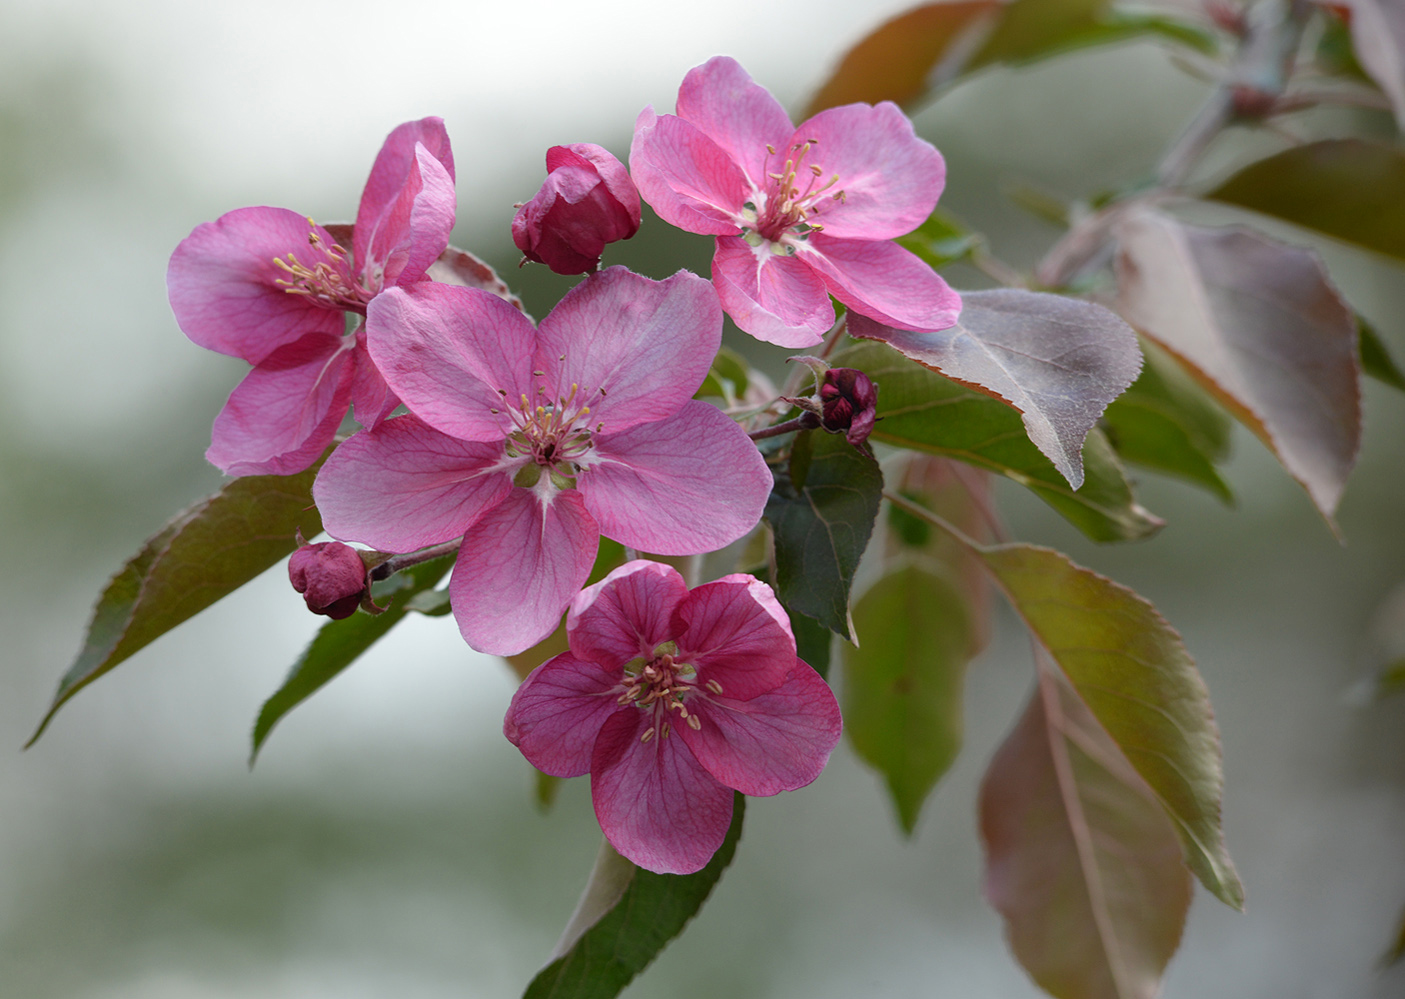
[819,368,878,446]
[512,144,641,275]
[288,542,371,620]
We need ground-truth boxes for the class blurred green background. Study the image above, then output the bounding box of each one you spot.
[2,1,1404,996]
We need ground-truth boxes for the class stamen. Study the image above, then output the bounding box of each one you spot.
[640,728,655,743]
[706,679,724,695]
[686,715,702,731]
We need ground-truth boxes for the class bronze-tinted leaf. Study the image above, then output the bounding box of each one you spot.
[980,668,1192,999]
[850,289,1143,489]
[1115,210,1361,522]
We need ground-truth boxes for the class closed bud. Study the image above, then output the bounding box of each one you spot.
[512,144,641,275]
[819,368,878,446]
[288,541,371,620]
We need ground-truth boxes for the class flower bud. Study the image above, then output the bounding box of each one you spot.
[512,144,641,274]
[819,368,878,446]
[288,542,371,620]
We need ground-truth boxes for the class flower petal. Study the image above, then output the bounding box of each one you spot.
[578,400,772,555]
[712,236,833,347]
[206,332,353,477]
[450,486,599,657]
[790,102,944,240]
[673,574,796,700]
[360,142,457,289]
[591,707,735,874]
[629,108,748,236]
[354,117,455,272]
[537,268,720,432]
[504,652,624,778]
[680,659,841,796]
[804,234,962,332]
[550,143,641,228]
[567,560,690,668]
[313,413,512,552]
[367,282,536,442]
[675,56,794,190]
[167,207,345,363]
[348,327,400,429]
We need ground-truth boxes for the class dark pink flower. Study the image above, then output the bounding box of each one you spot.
[820,367,878,446]
[512,144,641,274]
[288,541,372,620]
[312,267,773,657]
[167,118,456,476]
[504,560,841,874]
[630,57,962,348]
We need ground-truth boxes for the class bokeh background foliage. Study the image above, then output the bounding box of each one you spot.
[2,0,1404,996]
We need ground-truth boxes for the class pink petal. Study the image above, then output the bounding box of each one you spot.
[712,236,833,347]
[354,117,455,271]
[567,560,690,668]
[790,103,944,240]
[536,268,720,432]
[590,707,735,874]
[550,143,642,227]
[672,574,795,700]
[313,413,513,552]
[348,327,400,429]
[206,332,353,476]
[366,283,536,442]
[679,659,841,796]
[503,652,625,778]
[675,56,794,190]
[804,235,962,332]
[360,143,456,289]
[450,486,599,657]
[629,108,749,236]
[168,207,345,363]
[578,400,772,555]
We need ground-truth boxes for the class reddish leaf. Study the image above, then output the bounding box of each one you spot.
[850,290,1143,489]
[1115,210,1361,522]
[980,666,1192,999]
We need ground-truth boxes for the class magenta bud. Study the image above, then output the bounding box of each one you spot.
[288,542,371,620]
[819,368,878,446]
[512,143,642,275]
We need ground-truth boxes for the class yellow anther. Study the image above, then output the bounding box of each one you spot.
[686,715,702,731]
[640,728,655,743]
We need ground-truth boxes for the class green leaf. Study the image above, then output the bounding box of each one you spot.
[980,667,1193,999]
[523,794,745,999]
[790,608,834,680]
[764,431,884,642]
[30,465,325,747]
[896,208,983,269]
[1103,340,1234,503]
[535,771,562,812]
[1359,315,1405,393]
[978,541,1244,910]
[694,347,751,405]
[1207,140,1405,263]
[1384,902,1405,968]
[835,340,1162,543]
[250,555,454,763]
[845,565,973,833]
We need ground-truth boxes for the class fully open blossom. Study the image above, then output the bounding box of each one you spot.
[167,118,456,475]
[512,143,641,274]
[312,267,773,657]
[504,560,841,874]
[631,56,962,348]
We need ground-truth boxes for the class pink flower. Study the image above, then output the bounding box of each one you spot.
[820,367,878,446]
[311,266,773,657]
[167,118,456,475]
[288,541,373,620]
[630,57,962,348]
[504,560,841,874]
[512,144,641,274]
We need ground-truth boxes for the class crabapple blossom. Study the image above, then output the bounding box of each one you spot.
[512,144,641,274]
[504,560,842,874]
[168,118,456,475]
[312,267,773,657]
[287,541,374,620]
[630,56,962,347]
[820,367,878,445]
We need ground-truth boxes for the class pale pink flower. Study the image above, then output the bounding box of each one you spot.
[630,56,962,348]
[512,143,641,274]
[312,267,773,657]
[167,118,456,475]
[505,560,841,874]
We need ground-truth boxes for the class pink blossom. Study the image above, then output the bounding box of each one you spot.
[312,267,773,657]
[512,144,641,274]
[288,541,373,620]
[630,56,962,348]
[820,367,878,446]
[504,560,841,874]
[167,118,456,475]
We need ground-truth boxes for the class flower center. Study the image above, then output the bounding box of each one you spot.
[499,380,604,480]
[739,139,846,249]
[272,219,375,314]
[617,643,724,742]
